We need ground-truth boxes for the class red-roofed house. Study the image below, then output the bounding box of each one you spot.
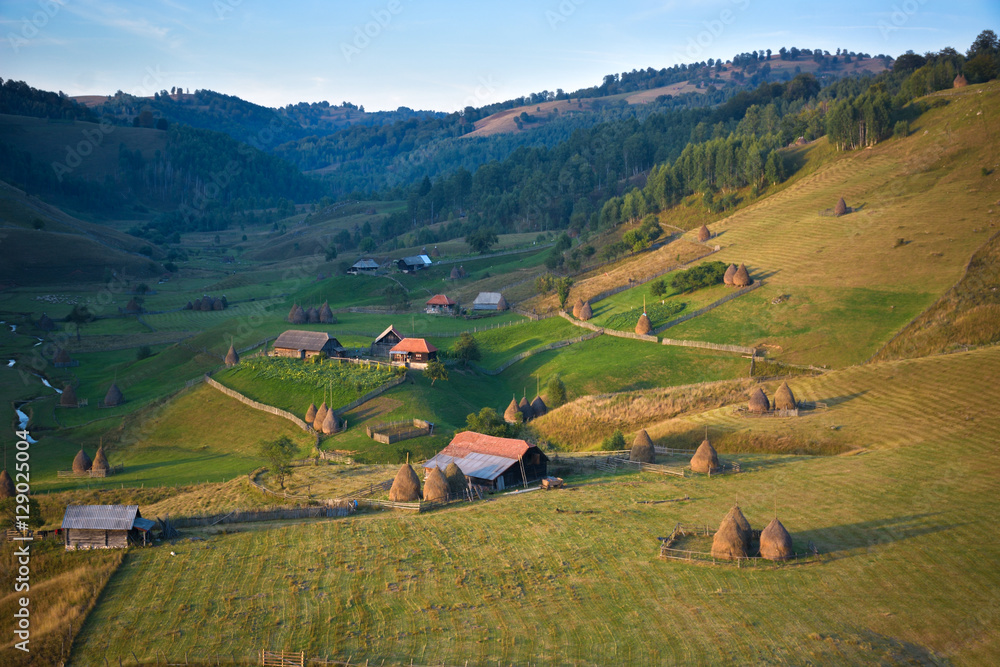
[423,431,549,490]
[389,338,438,366]
[425,294,457,315]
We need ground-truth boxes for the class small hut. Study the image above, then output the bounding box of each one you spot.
[423,466,449,502]
[389,463,421,502]
[503,397,523,424]
[732,263,752,288]
[635,312,652,335]
[579,301,593,321]
[305,403,318,423]
[530,395,547,418]
[92,446,110,474]
[748,387,769,413]
[774,382,797,411]
[954,73,968,88]
[572,299,584,318]
[630,429,655,463]
[834,197,848,216]
[697,225,711,242]
[711,514,748,560]
[72,447,93,473]
[224,344,240,367]
[0,470,15,498]
[104,383,124,407]
[321,409,338,435]
[60,384,78,408]
[690,436,720,474]
[759,517,794,560]
[723,263,738,286]
[319,302,334,324]
[518,396,532,422]
[444,462,468,495]
[37,313,55,331]
[313,402,329,431]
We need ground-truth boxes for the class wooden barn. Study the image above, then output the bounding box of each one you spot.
[396,254,432,273]
[425,294,457,315]
[370,325,403,358]
[272,330,346,359]
[389,338,438,366]
[348,259,380,275]
[472,292,507,311]
[62,505,156,550]
[423,431,548,490]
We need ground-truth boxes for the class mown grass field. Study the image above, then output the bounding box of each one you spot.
[431,316,579,369]
[70,346,1000,665]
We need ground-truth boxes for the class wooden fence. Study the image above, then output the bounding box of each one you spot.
[262,649,305,667]
[366,418,434,444]
[660,337,756,355]
[609,456,686,477]
[56,464,124,478]
[658,522,818,565]
[204,375,319,444]
[653,280,764,334]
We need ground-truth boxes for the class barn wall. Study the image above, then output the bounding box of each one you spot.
[66,528,127,549]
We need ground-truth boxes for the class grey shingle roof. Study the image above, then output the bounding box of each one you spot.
[273,330,334,351]
[61,505,140,530]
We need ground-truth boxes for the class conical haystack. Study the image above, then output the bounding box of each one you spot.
[38,313,55,331]
[289,304,306,324]
[54,348,71,364]
[307,307,320,324]
[321,409,338,435]
[724,504,752,549]
[503,397,523,424]
[760,517,794,560]
[572,298,584,318]
[313,402,328,431]
[723,263,738,286]
[389,463,421,502]
[423,466,448,502]
[697,225,711,242]
[690,437,720,474]
[518,396,531,421]
[834,197,848,216]
[748,387,769,413]
[579,301,593,321]
[733,263,752,287]
[711,514,748,560]
[635,312,652,335]
[954,73,968,88]
[450,267,461,280]
[319,302,334,323]
[0,470,15,498]
[92,445,110,473]
[444,462,468,495]
[305,403,317,423]
[60,384,78,407]
[125,298,141,313]
[630,429,655,463]
[225,344,240,366]
[72,447,92,473]
[104,382,124,407]
[774,382,797,410]
[530,395,547,418]
[213,299,224,311]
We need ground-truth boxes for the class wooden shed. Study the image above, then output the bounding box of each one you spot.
[371,325,404,358]
[389,338,438,366]
[422,431,548,490]
[272,330,346,359]
[61,505,155,550]
[472,292,508,311]
[425,294,457,315]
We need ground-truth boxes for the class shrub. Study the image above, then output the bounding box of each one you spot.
[135,346,152,361]
[600,429,626,451]
[894,120,910,138]
[649,279,667,297]
[670,261,728,293]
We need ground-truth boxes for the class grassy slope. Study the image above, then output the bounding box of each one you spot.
[72,345,1000,665]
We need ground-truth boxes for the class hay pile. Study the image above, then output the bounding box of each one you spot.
[92,446,110,474]
[321,409,338,435]
[0,470,15,498]
[723,263,738,286]
[834,197,848,216]
[503,397,523,424]
[72,447,92,473]
[579,301,593,321]
[530,395,547,418]
[630,429,655,463]
[445,462,468,495]
[635,312,652,335]
[319,302,334,323]
[288,304,306,324]
[312,402,329,431]
[690,436,720,474]
[54,348,72,364]
[104,382,124,407]
[774,382,797,410]
[954,73,968,88]
[389,464,422,502]
[225,344,240,366]
[305,403,317,423]
[60,384,78,407]
[423,466,449,502]
[733,263,752,287]
[697,225,711,242]
[307,307,320,324]
[572,298,584,318]
[711,514,748,560]
[748,387,770,413]
[760,517,793,560]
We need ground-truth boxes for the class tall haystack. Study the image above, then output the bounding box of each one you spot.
[54,348,72,365]
[690,436,720,474]
[503,397,523,424]
[711,514,748,560]
[104,382,124,407]
[185,301,194,310]
[450,267,461,280]
[72,447,92,473]
[60,384,78,407]
[834,197,848,216]
[444,462,468,495]
[635,312,652,335]
[201,298,214,312]
[954,73,968,88]
[192,298,203,311]
[423,466,448,502]
[213,299,225,311]
[530,395,547,418]
[307,307,320,324]
[630,429,655,463]
[0,470,14,498]
[579,301,593,321]
[748,387,769,413]
[305,403,317,423]
[92,446,110,474]
[572,298,584,318]
[733,263,752,287]
[313,402,328,431]
[697,225,711,242]
[319,302,334,323]
[774,382,797,410]
[289,304,306,324]
[225,344,240,367]
[38,313,55,331]
[125,298,142,313]
[321,409,338,435]
[389,464,421,502]
[723,263,738,286]
[518,396,532,422]
[760,517,794,560]
[725,504,753,549]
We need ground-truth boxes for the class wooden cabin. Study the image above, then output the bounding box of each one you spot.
[347,259,380,275]
[425,294,457,315]
[396,254,432,273]
[370,325,403,358]
[423,431,548,490]
[272,330,346,359]
[62,505,156,550]
[389,338,438,366]
[472,292,507,311]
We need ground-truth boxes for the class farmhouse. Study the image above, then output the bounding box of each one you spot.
[472,292,507,311]
[389,338,438,366]
[371,325,404,357]
[272,330,346,359]
[425,294,457,315]
[397,255,432,273]
[62,505,156,549]
[423,431,548,490]
[348,259,380,275]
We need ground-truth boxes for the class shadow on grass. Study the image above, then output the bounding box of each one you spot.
[822,390,869,407]
[796,512,963,560]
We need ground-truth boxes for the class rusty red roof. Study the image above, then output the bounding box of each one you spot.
[425,294,456,306]
[390,338,438,354]
[441,431,532,460]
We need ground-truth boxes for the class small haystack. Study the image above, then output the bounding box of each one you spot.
[690,436,720,474]
[72,447,93,473]
[305,403,318,423]
[834,197,848,216]
[38,313,55,331]
[389,464,422,502]
[125,298,142,314]
[733,263,752,287]
[185,301,194,310]
[104,382,124,407]
[760,517,794,560]
[725,504,753,549]
[192,298,203,311]
[289,304,306,324]
[319,302,334,324]
[307,307,320,324]
[212,299,224,311]
[423,466,449,502]
[313,402,329,431]
[224,344,240,367]
[774,382,797,410]
[530,395,547,418]
[572,298,584,319]
[630,429,655,463]
[697,225,711,242]
[321,409,338,435]
[711,514,748,560]
[92,445,110,474]
[748,387,769,413]
[503,397,523,424]
[635,312,652,335]
[450,267,461,280]
[444,462,468,495]
[954,73,968,88]
[0,470,15,498]
[579,301,593,321]
[518,396,532,422]
[54,348,72,365]
[723,263,738,286]
[60,384,78,407]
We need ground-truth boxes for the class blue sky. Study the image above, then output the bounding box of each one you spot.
[2,0,997,111]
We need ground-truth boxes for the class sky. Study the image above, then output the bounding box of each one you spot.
[2,0,997,112]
